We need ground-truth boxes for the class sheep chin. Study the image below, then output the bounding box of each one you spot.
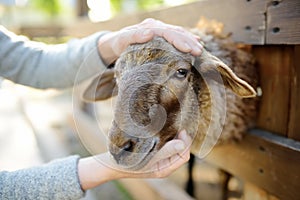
[115,139,157,171]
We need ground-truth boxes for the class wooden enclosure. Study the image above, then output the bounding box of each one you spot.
[19,0,300,199]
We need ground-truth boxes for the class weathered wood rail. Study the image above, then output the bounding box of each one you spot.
[207,129,300,200]
[20,0,300,45]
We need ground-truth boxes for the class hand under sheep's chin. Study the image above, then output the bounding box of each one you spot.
[107,140,185,174]
[90,152,155,174]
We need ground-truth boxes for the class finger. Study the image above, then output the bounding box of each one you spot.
[149,28,202,55]
[152,147,191,178]
[169,146,191,170]
[112,29,154,55]
[117,21,203,57]
[143,28,202,56]
[140,18,158,26]
[137,132,192,177]
[177,130,193,148]
[143,19,199,41]
[134,19,202,49]
[146,129,191,167]
[173,36,203,56]
[148,139,185,166]
[120,19,203,56]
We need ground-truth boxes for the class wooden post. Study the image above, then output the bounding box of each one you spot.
[77,0,89,17]
[288,45,300,141]
[266,0,300,44]
[253,46,294,136]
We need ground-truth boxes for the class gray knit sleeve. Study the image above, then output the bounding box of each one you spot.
[0,155,85,200]
[0,25,109,89]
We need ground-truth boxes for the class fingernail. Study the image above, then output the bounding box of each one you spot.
[181,129,187,136]
[193,46,202,56]
[175,142,185,151]
[184,43,192,51]
[195,35,201,40]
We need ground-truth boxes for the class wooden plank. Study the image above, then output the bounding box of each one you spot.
[58,0,266,44]
[20,98,71,162]
[119,178,194,200]
[67,107,108,155]
[253,46,293,136]
[243,183,270,200]
[266,0,300,44]
[288,45,300,141]
[206,128,300,200]
[145,179,194,200]
[196,0,266,44]
[19,26,64,39]
[19,0,300,44]
[118,179,164,200]
[243,183,280,200]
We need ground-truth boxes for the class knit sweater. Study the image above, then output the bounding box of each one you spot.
[0,25,107,88]
[0,26,108,199]
[0,156,84,199]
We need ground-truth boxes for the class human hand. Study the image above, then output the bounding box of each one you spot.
[98,18,203,65]
[137,129,192,178]
[78,130,192,190]
[105,129,192,178]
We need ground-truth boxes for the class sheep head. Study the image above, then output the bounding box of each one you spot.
[83,37,256,170]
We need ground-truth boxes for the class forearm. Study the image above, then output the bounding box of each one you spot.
[78,153,128,191]
[0,26,109,89]
[97,31,119,66]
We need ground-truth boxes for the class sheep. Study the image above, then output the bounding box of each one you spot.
[83,21,258,172]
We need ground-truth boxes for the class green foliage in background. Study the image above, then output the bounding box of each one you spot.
[110,0,165,14]
[110,0,122,13]
[30,0,61,16]
[137,0,164,10]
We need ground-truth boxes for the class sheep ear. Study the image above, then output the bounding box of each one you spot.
[194,49,256,98]
[82,70,118,101]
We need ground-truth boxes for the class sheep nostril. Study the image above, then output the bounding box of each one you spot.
[111,152,119,163]
[110,140,135,163]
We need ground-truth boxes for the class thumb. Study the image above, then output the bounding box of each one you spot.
[146,130,189,166]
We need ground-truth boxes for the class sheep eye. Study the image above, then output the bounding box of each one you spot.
[175,68,188,79]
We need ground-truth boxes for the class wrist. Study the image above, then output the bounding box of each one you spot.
[97,32,118,66]
[78,153,126,191]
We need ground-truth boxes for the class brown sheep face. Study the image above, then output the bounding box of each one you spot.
[83,37,256,170]
[108,43,197,169]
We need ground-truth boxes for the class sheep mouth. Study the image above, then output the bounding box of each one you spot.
[136,139,158,169]
[124,139,158,170]
[147,139,157,154]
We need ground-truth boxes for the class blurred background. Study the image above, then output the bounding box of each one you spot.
[0,1,242,200]
[0,0,198,27]
[1,0,298,199]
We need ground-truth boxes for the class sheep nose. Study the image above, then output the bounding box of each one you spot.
[111,140,135,163]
